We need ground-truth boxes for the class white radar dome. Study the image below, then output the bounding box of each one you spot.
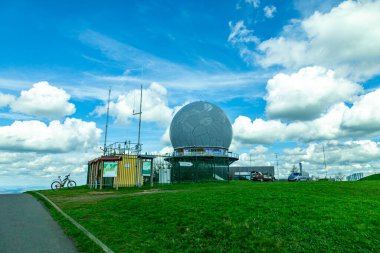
[169,101,233,149]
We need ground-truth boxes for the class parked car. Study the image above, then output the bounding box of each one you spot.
[288,172,309,182]
[250,171,275,182]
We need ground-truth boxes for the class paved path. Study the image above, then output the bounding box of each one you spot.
[0,194,78,253]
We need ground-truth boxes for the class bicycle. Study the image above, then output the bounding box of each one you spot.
[51,174,77,190]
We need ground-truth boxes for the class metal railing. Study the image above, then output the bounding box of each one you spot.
[171,150,239,159]
[103,141,140,156]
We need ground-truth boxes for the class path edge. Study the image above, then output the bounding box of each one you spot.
[33,192,114,253]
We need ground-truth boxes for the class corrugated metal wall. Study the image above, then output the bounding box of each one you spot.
[88,155,143,188]
[113,155,142,187]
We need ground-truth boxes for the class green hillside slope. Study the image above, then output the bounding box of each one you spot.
[35,181,380,253]
[361,173,380,180]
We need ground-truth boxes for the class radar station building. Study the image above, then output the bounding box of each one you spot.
[166,101,238,182]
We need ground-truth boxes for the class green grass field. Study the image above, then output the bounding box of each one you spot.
[361,173,380,181]
[32,181,380,253]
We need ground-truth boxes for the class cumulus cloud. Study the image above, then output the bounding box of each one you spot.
[95,83,173,126]
[161,126,171,146]
[263,5,277,18]
[0,150,100,189]
[230,140,380,178]
[233,86,380,146]
[286,103,347,142]
[0,151,97,177]
[0,82,101,189]
[257,38,308,69]
[0,118,102,153]
[282,140,380,177]
[256,0,380,80]
[233,145,271,167]
[233,116,285,145]
[341,89,380,133]
[0,93,15,107]
[158,146,174,155]
[10,81,76,118]
[266,66,362,120]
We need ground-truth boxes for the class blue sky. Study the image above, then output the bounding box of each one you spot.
[1,0,380,191]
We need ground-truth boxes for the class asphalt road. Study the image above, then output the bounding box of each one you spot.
[0,194,78,253]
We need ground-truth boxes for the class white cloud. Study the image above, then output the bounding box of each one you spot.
[0,93,15,107]
[255,37,310,68]
[10,81,76,118]
[161,126,171,146]
[0,150,100,189]
[94,83,173,126]
[228,21,260,66]
[232,104,349,145]
[228,21,259,45]
[233,88,380,146]
[256,0,380,80]
[285,103,348,142]
[245,0,260,8]
[293,0,342,17]
[257,38,308,69]
[266,66,362,120]
[342,89,380,133]
[233,145,271,167]
[232,116,285,145]
[282,140,380,177]
[0,118,102,153]
[231,103,347,144]
[263,5,277,18]
[158,146,174,155]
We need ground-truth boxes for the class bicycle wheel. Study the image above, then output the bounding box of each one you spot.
[67,180,76,189]
[51,181,61,190]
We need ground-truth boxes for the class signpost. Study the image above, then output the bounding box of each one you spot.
[142,161,151,177]
[103,162,118,177]
[103,162,118,190]
[179,162,193,167]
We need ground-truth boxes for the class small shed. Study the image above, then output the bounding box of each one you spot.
[87,154,155,189]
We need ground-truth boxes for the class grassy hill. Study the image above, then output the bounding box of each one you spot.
[361,173,380,181]
[32,181,380,253]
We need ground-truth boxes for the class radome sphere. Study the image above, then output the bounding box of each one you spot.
[169,101,232,149]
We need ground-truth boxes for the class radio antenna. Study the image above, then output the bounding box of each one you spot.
[103,87,111,155]
[133,84,143,186]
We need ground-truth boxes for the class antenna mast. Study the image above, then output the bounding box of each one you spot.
[103,87,111,156]
[137,84,142,152]
[133,84,143,186]
[133,84,143,152]
[323,144,327,178]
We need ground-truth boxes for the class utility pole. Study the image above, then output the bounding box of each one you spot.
[249,154,252,167]
[133,85,143,187]
[275,153,279,181]
[103,88,111,156]
[322,144,327,178]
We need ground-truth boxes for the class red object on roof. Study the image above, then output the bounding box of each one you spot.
[89,156,122,163]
